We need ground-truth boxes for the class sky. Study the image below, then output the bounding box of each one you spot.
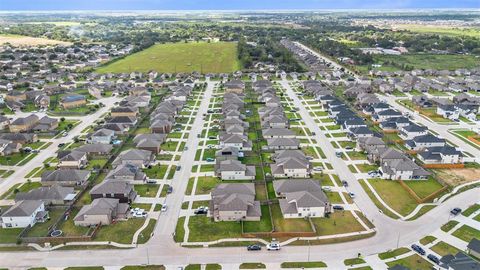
[0,0,478,10]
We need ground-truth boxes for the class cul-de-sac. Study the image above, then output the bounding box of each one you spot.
[0,2,479,270]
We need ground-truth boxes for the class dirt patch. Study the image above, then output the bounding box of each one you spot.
[435,168,480,186]
[0,35,71,47]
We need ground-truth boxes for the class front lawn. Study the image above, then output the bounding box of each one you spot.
[195,177,220,195]
[378,247,411,260]
[311,212,365,236]
[281,261,327,268]
[270,203,312,232]
[0,228,22,243]
[188,216,242,242]
[403,178,445,201]
[431,241,461,257]
[134,184,160,197]
[144,165,168,179]
[368,179,418,216]
[452,225,480,243]
[386,254,432,270]
[94,219,146,244]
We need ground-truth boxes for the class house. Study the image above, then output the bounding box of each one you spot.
[380,158,430,180]
[74,198,129,226]
[439,252,480,270]
[106,164,146,182]
[216,160,255,180]
[348,126,374,139]
[60,94,87,109]
[90,180,137,203]
[265,138,300,150]
[150,119,173,134]
[219,133,252,151]
[9,114,39,132]
[0,200,48,228]
[437,104,459,120]
[399,124,428,140]
[0,115,10,130]
[372,109,403,122]
[108,116,137,127]
[209,183,261,222]
[89,128,115,144]
[261,128,296,139]
[75,143,113,156]
[271,150,310,178]
[111,106,139,118]
[32,116,59,132]
[41,170,91,186]
[215,146,241,162]
[15,185,76,205]
[405,134,446,151]
[57,150,88,169]
[112,149,153,168]
[224,80,245,93]
[273,179,330,218]
[0,139,21,156]
[133,133,166,154]
[417,146,463,164]
[467,238,480,259]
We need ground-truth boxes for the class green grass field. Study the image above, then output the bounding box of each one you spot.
[397,24,480,38]
[96,42,242,74]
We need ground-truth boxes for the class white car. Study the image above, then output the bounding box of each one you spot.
[133,212,147,218]
[322,186,332,192]
[266,243,280,251]
[348,192,356,199]
[161,205,168,212]
[313,166,323,172]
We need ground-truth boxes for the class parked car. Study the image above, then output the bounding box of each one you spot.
[176,166,181,171]
[146,179,157,184]
[206,158,215,162]
[450,208,462,215]
[133,212,147,218]
[332,205,344,211]
[167,186,173,194]
[427,254,440,264]
[342,181,349,187]
[313,166,323,172]
[348,192,355,199]
[161,205,168,212]
[266,242,280,251]
[247,244,262,251]
[58,143,65,147]
[411,244,426,255]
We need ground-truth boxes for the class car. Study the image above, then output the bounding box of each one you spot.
[348,192,355,199]
[146,179,157,184]
[345,146,353,150]
[342,181,349,187]
[161,205,168,212]
[266,242,280,251]
[322,186,332,191]
[184,146,188,151]
[58,143,65,147]
[133,212,147,218]
[206,158,215,162]
[167,186,173,194]
[313,166,323,172]
[176,166,181,171]
[450,207,462,215]
[194,209,208,215]
[332,205,344,211]
[247,244,261,251]
[62,132,68,137]
[427,254,440,264]
[411,244,426,255]
[311,132,316,135]
[335,152,342,157]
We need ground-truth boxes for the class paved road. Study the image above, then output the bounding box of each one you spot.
[1,81,479,268]
[0,96,121,196]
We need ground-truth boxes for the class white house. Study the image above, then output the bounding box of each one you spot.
[0,200,48,228]
[216,160,256,180]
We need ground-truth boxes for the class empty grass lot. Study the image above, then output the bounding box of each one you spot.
[368,179,418,216]
[94,219,146,244]
[311,212,365,236]
[97,42,242,74]
[431,241,461,257]
[270,203,312,232]
[386,254,432,270]
[403,178,445,201]
[187,216,242,242]
[452,225,480,243]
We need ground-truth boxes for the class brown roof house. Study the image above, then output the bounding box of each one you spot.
[41,170,91,187]
[273,179,330,218]
[74,198,129,227]
[112,149,153,168]
[9,114,39,132]
[209,183,261,222]
[90,180,137,203]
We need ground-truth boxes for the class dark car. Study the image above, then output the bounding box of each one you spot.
[167,186,173,194]
[427,254,440,264]
[332,205,344,211]
[411,244,426,255]
[176,166,181,171]
[247,244,261,251]
[450,208,462,215]
[342,181,349,187]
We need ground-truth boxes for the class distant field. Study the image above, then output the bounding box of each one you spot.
[395,24,480,38]
[96,42,242,74]
[356,53,480,73]
[0,34,71,47]
[25,21,97,26]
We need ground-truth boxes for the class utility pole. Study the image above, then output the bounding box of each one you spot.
[396,232,401,249]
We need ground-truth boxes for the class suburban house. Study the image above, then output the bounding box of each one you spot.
[111,106,139,118]
[9,114,39,132]
[224,80,245,93]
[261,128,296,139]
[209,183,261,222]
[215,146,241,162]
[74,198,129,226]
[41,170,91,186]
[0,139,21,156]
[133,133,166,154]
[215,160,256,180]
[106,164,147,181]
[439,252,480,270]
[75,143,114,156]
[437,103,459,120]
[89,128,116,144]
[90,180,137,203]
[417,146,463,164]
[380,158,430,180]
[15,185,76,205]
[57,150,88,169]
[271,150,310,178]
[0,200,48,228]
[273,179,330,218]
[112,149,153,168]
[467,238,480,260]
[399,124,428,140]
[265,138,300,150]
[60,94,87,109]
[219,133,252,151]
[405,134,446,151]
